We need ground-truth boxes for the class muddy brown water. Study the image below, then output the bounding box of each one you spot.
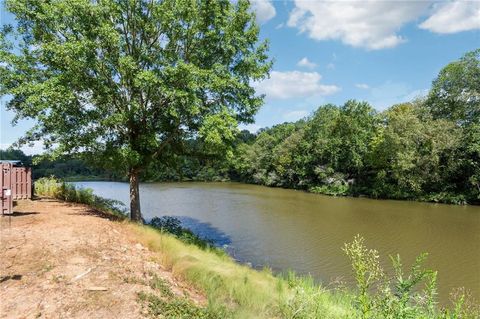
[75,181,480,303]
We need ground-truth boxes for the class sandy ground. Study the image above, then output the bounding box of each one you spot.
[0,199,203,319]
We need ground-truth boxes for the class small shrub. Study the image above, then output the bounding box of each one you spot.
[309,184,350,196]
[34,177,62,197]
[343,235,383,317]
[149,216,183,237]
[445,288,480,319]
[147,216,222,254]
[34,176,127,218]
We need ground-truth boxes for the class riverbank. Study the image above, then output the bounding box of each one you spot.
[1,198,355,318]
[3,193,478,318]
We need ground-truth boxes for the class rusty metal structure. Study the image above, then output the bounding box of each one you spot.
[1,161,32,215]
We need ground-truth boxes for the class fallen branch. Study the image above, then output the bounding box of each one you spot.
[72,268,93,282]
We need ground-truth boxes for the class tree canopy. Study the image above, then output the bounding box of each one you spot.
[0,0,271,220]
[426,49,480,126]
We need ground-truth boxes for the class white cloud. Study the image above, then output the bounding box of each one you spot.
[250,0,276,24]
[254,71,340,99]
[283,110,309,122]
[287,0,429,50]
[355,83,370,89]
[419,1,480,34]
[297,57,317,69]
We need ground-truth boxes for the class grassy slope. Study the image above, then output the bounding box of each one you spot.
[127,223,354,318]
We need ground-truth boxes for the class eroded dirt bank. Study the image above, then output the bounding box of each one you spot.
[0,199,203,319]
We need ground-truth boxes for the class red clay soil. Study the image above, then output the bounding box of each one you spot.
[0,199,204,319]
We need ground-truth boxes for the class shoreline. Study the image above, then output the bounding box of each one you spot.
[71,179,480,207]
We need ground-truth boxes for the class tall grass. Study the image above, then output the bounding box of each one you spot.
[127,223,354,318]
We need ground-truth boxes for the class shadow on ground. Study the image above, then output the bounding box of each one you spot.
[0,275,22,283]
[8,212,39,217]
[66,207,126,222]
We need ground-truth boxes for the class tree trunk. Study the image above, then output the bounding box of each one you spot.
[129,169,142,222]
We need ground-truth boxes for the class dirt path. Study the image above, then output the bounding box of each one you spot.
[0,199,203,319]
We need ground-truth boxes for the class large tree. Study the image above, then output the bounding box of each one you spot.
[425,49,480,200]
[0,0,271,221]
[426,49,480,126]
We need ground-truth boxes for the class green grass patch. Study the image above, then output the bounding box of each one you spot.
[139,272,230,318]
[148,274,175,299]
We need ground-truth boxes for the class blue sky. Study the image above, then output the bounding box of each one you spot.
[1,0,479,154]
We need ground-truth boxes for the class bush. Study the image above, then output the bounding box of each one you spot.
[148,216,220,253]
[34,176,127,218]
[149,216,183,236]
[420,192,468,205]
[309,183,350,196]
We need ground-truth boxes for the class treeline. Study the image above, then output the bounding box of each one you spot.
[0,149,120,181]
[228,50,479,204]
[192,50,479,204]
[2,50,478,204]
[230,100,477,204]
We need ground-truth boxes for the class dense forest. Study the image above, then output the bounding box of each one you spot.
[2,50,479,204]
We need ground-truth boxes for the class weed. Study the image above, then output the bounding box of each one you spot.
[343,235,479,319]
[149,274,175,298]
[138,291,230,319]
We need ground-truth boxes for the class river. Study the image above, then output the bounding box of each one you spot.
[74,181,480,302]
